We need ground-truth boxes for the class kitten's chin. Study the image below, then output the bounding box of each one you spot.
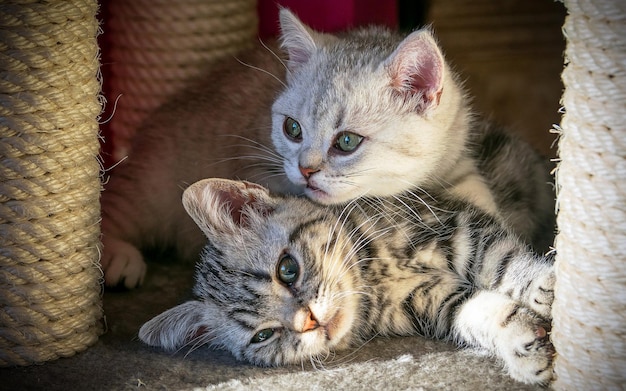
[304,186,352,206]
[304,186,334,205]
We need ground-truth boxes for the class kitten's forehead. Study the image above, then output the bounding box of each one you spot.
[290,34,403,135]
[195,198,329,287]
[327,27,400,63]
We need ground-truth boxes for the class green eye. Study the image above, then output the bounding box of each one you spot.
[251,328,274,343]
[334,131,363,153]
[283,117,302,141]
[277,254,299,285]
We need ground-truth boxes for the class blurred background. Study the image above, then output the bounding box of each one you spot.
[99,0,566,163]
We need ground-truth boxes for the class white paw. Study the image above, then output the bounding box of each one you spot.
[101,235,146,289]
[527,269,555,319]
[500,308,554,385]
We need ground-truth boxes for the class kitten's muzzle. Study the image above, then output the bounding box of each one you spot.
[302,310,320,332]
[301,308,342,342]
[299,165,320,179]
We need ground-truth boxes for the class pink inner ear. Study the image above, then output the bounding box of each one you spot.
[217,184,273,228]
[219,188,247,226]
[287,46,313,69]
[389,33,444,112]
[408,56,442,100]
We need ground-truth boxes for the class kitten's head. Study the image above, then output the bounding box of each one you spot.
[272,9,469,205]
[139,178,362,365]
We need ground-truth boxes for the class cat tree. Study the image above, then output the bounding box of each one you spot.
[0,0,623,389]
[0,0,103,365]
[551,0,625,388]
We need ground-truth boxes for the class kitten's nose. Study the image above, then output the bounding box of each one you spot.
[299,166,319,179]
[302,310,320,332]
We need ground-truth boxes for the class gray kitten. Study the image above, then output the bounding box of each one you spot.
[271,10,553,246]
[139,178,555,386]
[100,10,554,288]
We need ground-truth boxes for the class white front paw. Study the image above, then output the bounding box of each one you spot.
[500,308,554,385]
[101,235,146,289]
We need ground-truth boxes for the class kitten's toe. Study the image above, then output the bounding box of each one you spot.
[501,309,554,385]
[101,236,146,289]
[528,270,555,319]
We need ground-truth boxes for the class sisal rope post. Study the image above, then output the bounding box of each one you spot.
[0,0,103,366]
[552,0,626,388]
[105,0,258,161]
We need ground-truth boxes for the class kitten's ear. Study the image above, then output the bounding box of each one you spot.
[139,301,216,351]
[278,8,334,71]
[385,29,445,113]
[183,178,274,238]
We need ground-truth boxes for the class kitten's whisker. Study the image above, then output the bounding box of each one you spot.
[397,191,446,225]
[224,146,283,160]
[244,172,292,186]
[234,57,286,88]
[326,332,381,366]
[217,133,285,160]
[341,167,378,179]
[331,288,374,303]
[258,37,288,72]
[322,200,361,280]
[214,156,283,166]
[322,201,381,281]
[325,214,391,290]
[397,179,454,213]
[178,331,216,358]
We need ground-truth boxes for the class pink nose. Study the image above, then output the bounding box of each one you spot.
[299,166,319,179]
[302,310,320,332]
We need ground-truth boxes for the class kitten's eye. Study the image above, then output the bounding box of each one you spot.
[277,254,299,285]
[251,328,274,344]
[334,131,364,153]
[283,117,302,141]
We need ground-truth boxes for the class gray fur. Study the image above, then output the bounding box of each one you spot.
[139,178,555,385]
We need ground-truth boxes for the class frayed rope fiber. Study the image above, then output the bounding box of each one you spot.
[0,0,104,366]
[552,0,626,389]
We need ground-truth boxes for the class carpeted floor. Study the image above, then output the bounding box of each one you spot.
[1,260,543,391]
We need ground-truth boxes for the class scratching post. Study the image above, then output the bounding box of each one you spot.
[105,0,258,161]
[0,1,103,366]
[552,0,626,388]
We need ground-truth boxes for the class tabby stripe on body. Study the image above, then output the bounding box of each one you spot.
[139,178,555,386]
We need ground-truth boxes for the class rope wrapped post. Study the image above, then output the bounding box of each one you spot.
[552,0,626,388]
[0,1,103,366]
[105,0,258,161]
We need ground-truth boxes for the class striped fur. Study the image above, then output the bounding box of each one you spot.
[139,178,555,385]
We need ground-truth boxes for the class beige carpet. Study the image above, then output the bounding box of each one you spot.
[199,351,536,391]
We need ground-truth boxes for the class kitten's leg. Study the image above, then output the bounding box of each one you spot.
[100,167,203,289]
[100,234,146,288]
[482,247,555,319]
[470,224,555,319]
[453,291,554,385]
[99,167,154,289]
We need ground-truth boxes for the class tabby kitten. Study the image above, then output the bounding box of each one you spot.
[100,9,553,288]
[139,178,555,386]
